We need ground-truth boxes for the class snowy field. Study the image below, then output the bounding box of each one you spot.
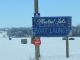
[0,33,80,60]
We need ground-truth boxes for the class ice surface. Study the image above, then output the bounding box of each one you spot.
[0,33,80,60]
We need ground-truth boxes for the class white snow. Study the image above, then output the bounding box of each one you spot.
[0,33,80,60]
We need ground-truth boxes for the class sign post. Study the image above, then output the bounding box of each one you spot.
[33,0,40,60]
[62,30,74,58]
[32,0,72,59]
[66,36,69,58]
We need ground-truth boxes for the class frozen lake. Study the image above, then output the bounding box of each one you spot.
[0,34,80,60]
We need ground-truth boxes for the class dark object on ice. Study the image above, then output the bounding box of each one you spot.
[69,37,75,40]
[21,39,27,44]
[9,37,12,40]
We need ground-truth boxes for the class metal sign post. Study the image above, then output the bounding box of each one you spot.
[33,0,40,60]
[32,0,72,59]
[66,36,69,58]
[62,30,74,58]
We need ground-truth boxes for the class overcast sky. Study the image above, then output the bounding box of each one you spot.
[0,0,80,28]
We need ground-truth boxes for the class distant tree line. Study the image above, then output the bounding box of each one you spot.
[0,28,9,32]
[72,25,80,37]
[7,27,32,38]
[5,25,80,38]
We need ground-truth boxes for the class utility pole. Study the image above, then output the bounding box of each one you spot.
[33,0,40,60]
[34,0,38,13]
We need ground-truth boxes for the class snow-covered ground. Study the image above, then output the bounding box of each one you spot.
[0,33,80,60]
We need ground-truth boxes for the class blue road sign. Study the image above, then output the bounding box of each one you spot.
[32,16,72,37]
